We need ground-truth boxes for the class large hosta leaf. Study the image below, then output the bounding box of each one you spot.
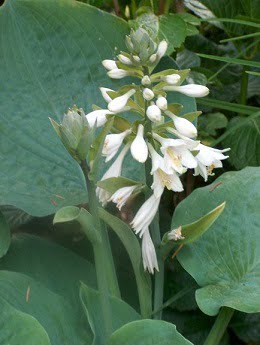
[0,0,196,217]
[172,167,260,316]
[108,320,193,345]
[0,0,129,216]
[0,270,93,344]
[0,297,51,345]
[0,211,11,258]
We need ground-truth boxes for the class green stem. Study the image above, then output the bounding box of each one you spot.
[164,0,173,14]
[81,160,121,298]
[240,65,249,108]
[204,307,234,345]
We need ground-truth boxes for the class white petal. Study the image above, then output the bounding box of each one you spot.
[171,115,197,138]
[109,185,137,210]
[157,40,168,59]
[102,60,117,71]
[146,105,162,123]
[164,84,209,98]
[86,109,113,128]
[107,69,130,79]
[118,54,133,65]
[131,124,148,163]
[156,96,167,111]
[108,89,136,112]
[102,129,131,162]
[143,88,154,101]
[141,75,151,86]
[131,194,161,236]
[162,74,180,85]
[100,87,114,103]
[142,230,159,274]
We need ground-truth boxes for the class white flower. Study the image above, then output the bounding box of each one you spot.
[131,124,148,163]
[85,109,113,128]
[149,54,157,63]
[131,194,161,237]
[96,144,130,205]
[146,104,162,122]
[100,87,113,103]
[153,133,197,174]
[143,88,154,101]
[109,185,138,210]
[142,75,151,86]
[168,226,184,241]
[142,230,159,274]
[163,84,209,98]
[162,74,181,85]
[156,96,167,111]
[107,69,130,79]
[102,60,117,71]
[118,54,133,65]
[165,111,197,138]
[108,89,136,113]
[156,40,168,59]
[148,143,165,174]
[193,144,230,181]
[152,169,184,198]
[102,129,131,162]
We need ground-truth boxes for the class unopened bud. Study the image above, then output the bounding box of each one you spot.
[107,69,130,79]
[143,88,154,101]
[118,54,133,65]
[133,55,141,63]
[162,74,181,85]
[156,96,167,110]
[163,84,209,98]
[156,40,168,59]
[146,104,162,122]
[149,54,157,63]
[102,59,117,71]
[141,75,151,86]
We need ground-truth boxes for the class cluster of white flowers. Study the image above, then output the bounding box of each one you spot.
[84,28,230,274]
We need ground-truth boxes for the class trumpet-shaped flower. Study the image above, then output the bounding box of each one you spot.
[102,129,131,162]
[152,168,184,197]
[146,104,162,122]
[156,96,167,111]
[164,84,209,98]
[156,40,168,59]
[193,144,230,181]
[162,74,181,85]
[109,185,138,210]
[153,133,198,174]
[96,144,130,205]
[165,111,197,138]
[102,59,117,71]
[143,88,154,101]
[85,109,113,128]
[131,193,161,237]
[108,89,136,113]
[131,124,148,163]
[100,87,113,103]
[142,230,159,274]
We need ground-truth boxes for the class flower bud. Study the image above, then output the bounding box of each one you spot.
[100,87,113,103]
[141,75,151,86]
[156,96,167,110]
[163,84,209,98]
[118,54,133,65]
[107,69,130,79]
[133,55,141,63]
[165,111,197,138]
[131,124,148,163]
[146,104,162,122]
[143,88,154,101]
[149,54,157,63]
[156,40,168,59]
[102,59,117,71]
[108,89,136,112]
[49,107,90,161]
[162,73,181,85]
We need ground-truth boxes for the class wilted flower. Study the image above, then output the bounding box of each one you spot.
[102,129,131,162]
[168,226,184,241]
[109,185,138,210]
[142,230,159,274]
